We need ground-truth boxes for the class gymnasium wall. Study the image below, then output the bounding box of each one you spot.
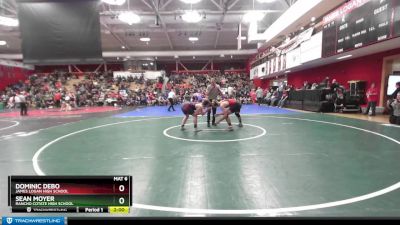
[252,48,400,105]
[287,48,400,88]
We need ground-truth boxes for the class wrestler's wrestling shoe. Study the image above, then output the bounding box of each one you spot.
[238,123,243,128]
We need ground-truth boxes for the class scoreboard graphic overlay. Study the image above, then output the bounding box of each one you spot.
[8,176,132,214]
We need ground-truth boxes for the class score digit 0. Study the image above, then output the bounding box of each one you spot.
[119,185,125,192]
[119,197,125,205]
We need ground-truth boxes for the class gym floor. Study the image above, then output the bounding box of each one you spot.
[1,105,400,217]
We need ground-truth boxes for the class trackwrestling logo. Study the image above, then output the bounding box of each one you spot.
[2,217,64,225]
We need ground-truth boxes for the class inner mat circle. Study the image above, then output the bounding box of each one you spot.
[163,123,267,143]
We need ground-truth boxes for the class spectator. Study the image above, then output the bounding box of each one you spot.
[330,79,340,92]
[250,89,257,103]
[54,91,62,108]
[277,89,289,108]
[264,89,273,106]
[388,93,400,125]
[270,90,280,106]
[391,82,400,99]
[364,82,378,116]
[167,89,176,112]
[227,85,235,98]
[256,87,264,106]
[302,81,311,90]
[17,91,28,116]
[320,77,330,89]
[311,83,318,90]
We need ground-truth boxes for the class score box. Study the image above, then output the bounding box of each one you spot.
[8,176,132,213]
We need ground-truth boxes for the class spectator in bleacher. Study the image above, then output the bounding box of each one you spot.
[302,81,311,90]
[183,91,191,102]
[330,79,340,92]
[227,85,235,98]
[320,77,330,89]
[364,82,378,116]
[264,89,273,106]
[277,89,289,108]
[311,83,318,90]
[270,90,280,107]
[250,89,257,103]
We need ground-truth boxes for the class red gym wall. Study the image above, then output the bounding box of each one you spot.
[287,48,400,89]
[0,64,34,91]
[252,48,400,105]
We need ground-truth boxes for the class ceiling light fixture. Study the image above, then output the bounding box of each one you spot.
[140,37,151,42]
[121,46,126,49]
[237,36,247,40]
[180,0,202,4]
[337,55,352,60]
[242,11,265,23]
[101,0,126,5]
[220,54,225,58]
[0,40,6,46]
[0,16,18,27]
[188,37,199,42]
[118,12,141,25]
[182,11,202,23]
[193,56,196,59]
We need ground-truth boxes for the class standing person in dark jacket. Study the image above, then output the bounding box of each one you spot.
[388,93,400,125]
[387,82,400,114]
[391,82,400,99]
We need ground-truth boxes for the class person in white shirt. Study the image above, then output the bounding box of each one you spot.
[17,91,28,116]
[167,89,176,111]
[227,86,235,98]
